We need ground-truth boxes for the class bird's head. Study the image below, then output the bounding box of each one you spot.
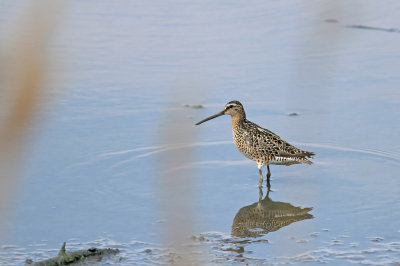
[223,100,245,116]
[195,100,245,125]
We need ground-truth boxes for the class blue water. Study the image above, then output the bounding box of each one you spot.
[1,0,399,265]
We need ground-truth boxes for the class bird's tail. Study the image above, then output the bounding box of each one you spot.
[297,150,314,164]
[275,150,315,165]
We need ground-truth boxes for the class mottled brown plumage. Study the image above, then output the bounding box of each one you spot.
[196,100,315,187]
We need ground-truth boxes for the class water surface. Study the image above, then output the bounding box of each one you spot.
[0,0,399,265]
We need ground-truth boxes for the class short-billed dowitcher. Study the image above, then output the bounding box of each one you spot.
[195,101,315,187]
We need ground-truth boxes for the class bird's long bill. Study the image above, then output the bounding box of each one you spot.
[195,110,225,125]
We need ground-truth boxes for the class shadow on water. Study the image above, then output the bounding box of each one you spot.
[190,186,315,264]
[232,187,313,238]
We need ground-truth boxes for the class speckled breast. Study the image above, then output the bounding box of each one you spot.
[232,128,270,166]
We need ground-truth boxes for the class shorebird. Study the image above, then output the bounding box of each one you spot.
[195,101,314,188]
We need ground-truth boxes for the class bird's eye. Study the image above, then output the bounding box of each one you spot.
[226,105,234,109]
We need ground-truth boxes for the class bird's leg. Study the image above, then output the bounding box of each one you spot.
[258,167,263,188]
[266,178,271,191]
[266,187,271,198]
[258,186,263,202]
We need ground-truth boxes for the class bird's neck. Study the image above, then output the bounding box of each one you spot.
[231,114,245,129]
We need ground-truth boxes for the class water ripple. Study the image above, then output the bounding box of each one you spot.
[2,232,400,265]
[93,140,400,171]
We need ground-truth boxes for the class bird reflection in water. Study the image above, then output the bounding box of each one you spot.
[231,188,313,238]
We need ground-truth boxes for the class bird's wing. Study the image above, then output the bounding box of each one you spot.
[277,150,315,158]
[252,123,314,158]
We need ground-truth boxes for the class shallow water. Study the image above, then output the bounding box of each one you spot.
[1,0,400,265]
